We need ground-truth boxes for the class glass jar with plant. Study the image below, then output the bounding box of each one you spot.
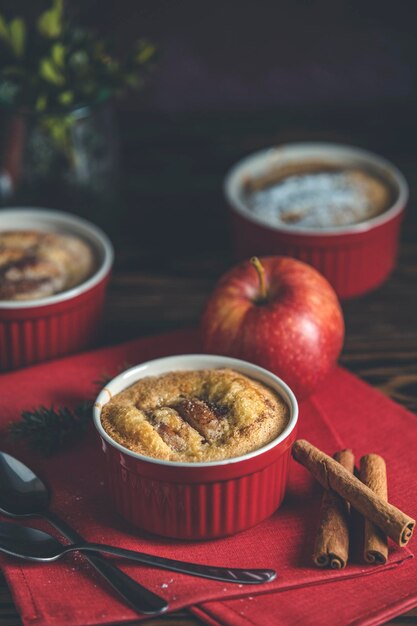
[0,0,155,213]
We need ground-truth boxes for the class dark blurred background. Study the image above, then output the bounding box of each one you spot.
[3,0,417,222]
[92,0,417,115]
[4,0,416,112]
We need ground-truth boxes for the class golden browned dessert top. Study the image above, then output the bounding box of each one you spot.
[101,368,290,462]
[0,230,95,301]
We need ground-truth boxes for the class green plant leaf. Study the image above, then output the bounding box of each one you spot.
[39,57,65,85]
[58,90,73,105]
[135,42,156,64]
[40,115,71,162]
[51,42,65,67]
[37,0,63,39]
[9,18,26,57]
[36,94,47,111]
[125,73,142,88]
[0,14,9,41]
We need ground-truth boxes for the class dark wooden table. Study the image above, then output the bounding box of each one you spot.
[1,108,417,625]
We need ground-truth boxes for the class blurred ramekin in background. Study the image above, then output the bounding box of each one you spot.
[0,208,113,371]
[225,142,408,298]
[93,354,298,540]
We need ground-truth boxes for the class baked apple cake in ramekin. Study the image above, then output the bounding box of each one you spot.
[101,368,289,463]
[94,354,298,540]
[225,142,408,298]
[0,229,95,301]
[0,208,113,370]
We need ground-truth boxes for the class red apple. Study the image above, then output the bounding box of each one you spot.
[201,256,344,399]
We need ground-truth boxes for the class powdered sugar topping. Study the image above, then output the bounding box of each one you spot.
[246,169,390,228]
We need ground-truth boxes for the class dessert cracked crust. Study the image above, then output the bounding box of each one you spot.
[100,368,290,462]
[0,230,95,301]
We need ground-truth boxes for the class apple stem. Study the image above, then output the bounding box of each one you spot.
[250,256,268,302]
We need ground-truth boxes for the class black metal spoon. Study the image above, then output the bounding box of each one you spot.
[0,451,167,615]
[0,521,276,584]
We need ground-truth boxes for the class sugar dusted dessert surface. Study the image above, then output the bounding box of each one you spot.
[100,368,289,462]
[0,230,95,301]
[245,163,392,229]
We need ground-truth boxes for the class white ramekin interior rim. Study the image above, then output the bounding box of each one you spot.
[225,141,409,237]
[0,207,114,309]
[93,354,299,468]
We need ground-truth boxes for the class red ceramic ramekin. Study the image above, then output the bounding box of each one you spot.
[225,143,409,298]
[93,354,298,540]
[0,208,113,371]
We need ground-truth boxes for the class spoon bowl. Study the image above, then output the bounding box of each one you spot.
[0,452,49,517]
[0,522,62,561]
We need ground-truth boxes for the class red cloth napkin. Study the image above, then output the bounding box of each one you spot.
[0,328,414,626]
[193,366,417,626]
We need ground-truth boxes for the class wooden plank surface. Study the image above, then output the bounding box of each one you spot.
[1,109,416,625]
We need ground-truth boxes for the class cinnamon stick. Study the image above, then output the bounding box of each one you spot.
[360,454,389,564]
[292,439,415,547]
[313,449,355,569]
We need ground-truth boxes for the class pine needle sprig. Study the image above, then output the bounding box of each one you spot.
[8,363,132,456]
[9,401,92,456]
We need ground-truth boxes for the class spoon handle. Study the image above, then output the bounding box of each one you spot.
[73,543,277,585]
[44,510,168,615]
